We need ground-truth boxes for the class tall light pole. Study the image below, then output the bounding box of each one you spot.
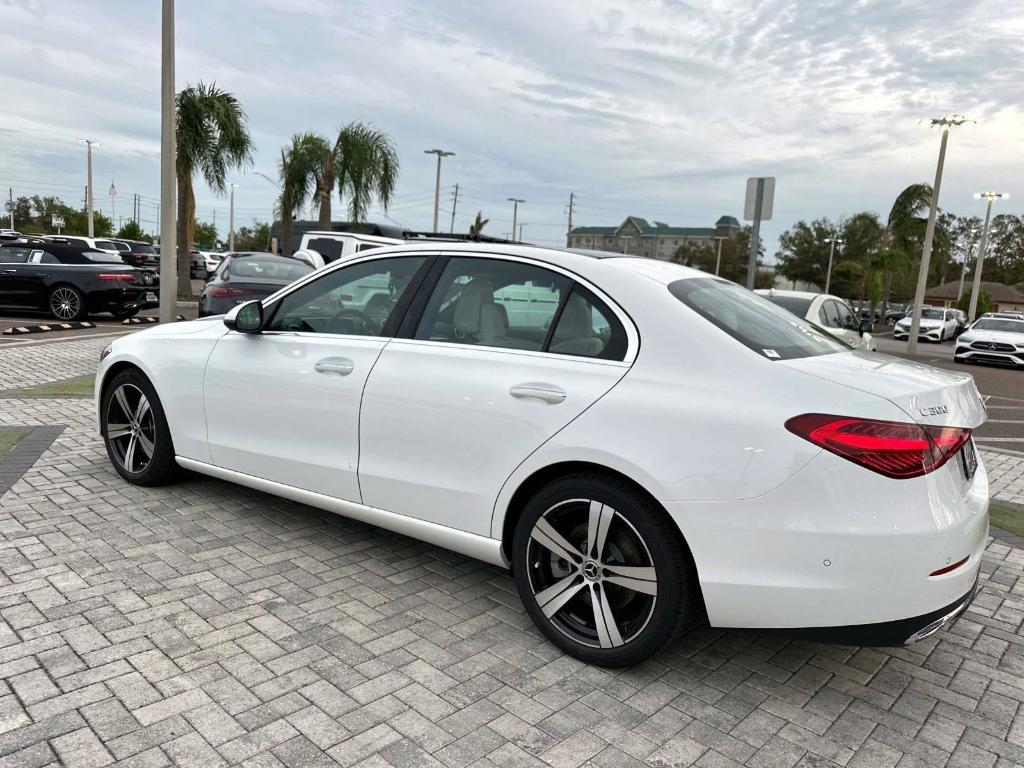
[228,182,238,251]
[159,0,177,324]
[824,237,843,294]
[424,149,454,233]
[77,138,99,237]
[507,198,524,241]
[968,192,1008,322]
[712,236,727,276]
[907,114,970,354]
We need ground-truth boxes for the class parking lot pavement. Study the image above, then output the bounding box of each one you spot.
[875,336,1024,456]
[0,340,1022,766]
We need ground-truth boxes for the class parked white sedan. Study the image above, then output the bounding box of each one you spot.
[954,316,1024,368]
[96,243,988,665]
[894,307,959,342]
[755,289,876,351]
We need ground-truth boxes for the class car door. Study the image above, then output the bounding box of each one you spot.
[358,253,635,536]
[0,247,35,308]
[203,253,432,501]
[832,300,862,346]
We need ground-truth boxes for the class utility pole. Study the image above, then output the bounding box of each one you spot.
[824,237,843,294]
[159,0,177,323]
[78,138,99,237]
[108,180,117,228]
[518,223,525,241]
[957,228,979,305]
[7,187,12,230]
[228,183,237,251]
[424,148,454,233]
[712,236,727,276]
[566,191,575,246]
[968,192,1008,322]
[507,198,524,242]
[449,183,459,234]
[907,114,970,354]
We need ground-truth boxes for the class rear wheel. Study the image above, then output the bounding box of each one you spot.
[513,474,694,666]
[48,285,86,322]
[101,369,178,486]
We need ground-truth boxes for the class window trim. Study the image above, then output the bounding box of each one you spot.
[395,250,637,364]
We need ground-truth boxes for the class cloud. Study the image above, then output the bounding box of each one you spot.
[0,0,1021,250]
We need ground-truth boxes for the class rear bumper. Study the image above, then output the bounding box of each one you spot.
[666,447,989,641]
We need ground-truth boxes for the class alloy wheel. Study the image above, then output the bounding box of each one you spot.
[527,499,657,648]
[50,288,81,320]
[105,383,156,474]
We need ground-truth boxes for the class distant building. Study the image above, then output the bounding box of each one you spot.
[925,281,1024,313]
[567,215,741,259]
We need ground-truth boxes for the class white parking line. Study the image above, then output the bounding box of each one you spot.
[984,420,1024,425]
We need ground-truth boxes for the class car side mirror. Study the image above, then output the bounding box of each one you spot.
[224,300,264,333]
[858,320,872,336]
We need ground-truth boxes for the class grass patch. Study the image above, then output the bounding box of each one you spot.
[0,427,31,457]
[990,499,1024,538]
[16,376,94,398]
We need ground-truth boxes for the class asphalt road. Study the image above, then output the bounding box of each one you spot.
[875,335,1024,456]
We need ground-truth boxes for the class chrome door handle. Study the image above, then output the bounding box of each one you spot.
[314,357,354,376]
[0,269,15,275]
[509,383,566,404]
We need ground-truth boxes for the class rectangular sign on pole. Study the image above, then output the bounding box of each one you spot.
[51,214,64,231]
[744,177,775,221]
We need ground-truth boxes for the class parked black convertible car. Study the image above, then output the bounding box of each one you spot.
[0,241,157,321]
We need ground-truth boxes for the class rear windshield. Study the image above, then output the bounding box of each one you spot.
[94,240,118,251]
[669,278,847,360]
[225,257,312,283]
[132,243,155,254]
[761,295,813,318]
[971,319,1024,333]
[83,250,125,264]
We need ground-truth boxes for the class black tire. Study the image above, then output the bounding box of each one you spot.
[113,307,140,320]
[48,285,87,322]
[512,473,694,666]
[101,368,178,486]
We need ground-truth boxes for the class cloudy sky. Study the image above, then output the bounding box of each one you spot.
[2,0,1022,256]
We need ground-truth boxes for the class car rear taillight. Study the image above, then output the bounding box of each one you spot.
[785,413,971,479]
[210,286,254,298]
[98,273,136,282]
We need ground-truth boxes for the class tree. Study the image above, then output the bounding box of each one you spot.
[193,221,218,248]
[673,227,770,287]
[308,122,399,228]
[468,211,489,240]
[958,289,991,316]
[176,82,254,298]
[774,218,839,289]
[277,133,319,254]
[4,194,111,236]
[116,220,145,240]
[234,220,270,251]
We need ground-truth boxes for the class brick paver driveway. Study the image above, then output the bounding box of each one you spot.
[1,338,1024,767]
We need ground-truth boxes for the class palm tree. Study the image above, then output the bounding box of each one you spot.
[307,122,399,229]
[875,183,932,317]
[277,133,319,255]
[468,211,489,240]
[176,82,254,298]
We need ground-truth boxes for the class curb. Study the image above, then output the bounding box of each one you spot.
[122,316,187,325]
[2,321,95,336]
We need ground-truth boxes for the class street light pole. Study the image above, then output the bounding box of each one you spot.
[228,183,238,251]
[158,0,177,324]
[507,198,524,241]
[824,237,843,294]
[712,236,727,276]
[77,138,99,237]
[957,228,979,306]
[907,115,970,355]
[968,192,1008,322]
[424,149,454,233]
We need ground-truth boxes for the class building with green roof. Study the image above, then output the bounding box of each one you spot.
[568,215,741,259]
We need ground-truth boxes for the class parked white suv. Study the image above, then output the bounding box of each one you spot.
[293,231,403,269]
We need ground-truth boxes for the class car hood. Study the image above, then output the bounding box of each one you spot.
[780,350,986,428]
[960,329,1024,345]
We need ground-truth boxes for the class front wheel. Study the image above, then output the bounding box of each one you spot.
[513,474,695,666]
[101,369,178,486]
[49,285,86,322]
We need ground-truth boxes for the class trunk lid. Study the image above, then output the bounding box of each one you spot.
[781,350,986,428]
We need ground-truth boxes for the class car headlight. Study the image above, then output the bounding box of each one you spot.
[959,336,974,344]
[100,344,113,362]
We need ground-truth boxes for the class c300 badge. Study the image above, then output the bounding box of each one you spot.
[920,405,949,417]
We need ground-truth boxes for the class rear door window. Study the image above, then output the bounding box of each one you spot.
[0,248,30,263]
[669,278,847,360]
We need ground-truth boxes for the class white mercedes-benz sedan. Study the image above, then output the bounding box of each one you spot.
[954,316,1024,368]
[96,243,989,666]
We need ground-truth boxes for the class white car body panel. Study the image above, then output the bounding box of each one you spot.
[96,242,990,639]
